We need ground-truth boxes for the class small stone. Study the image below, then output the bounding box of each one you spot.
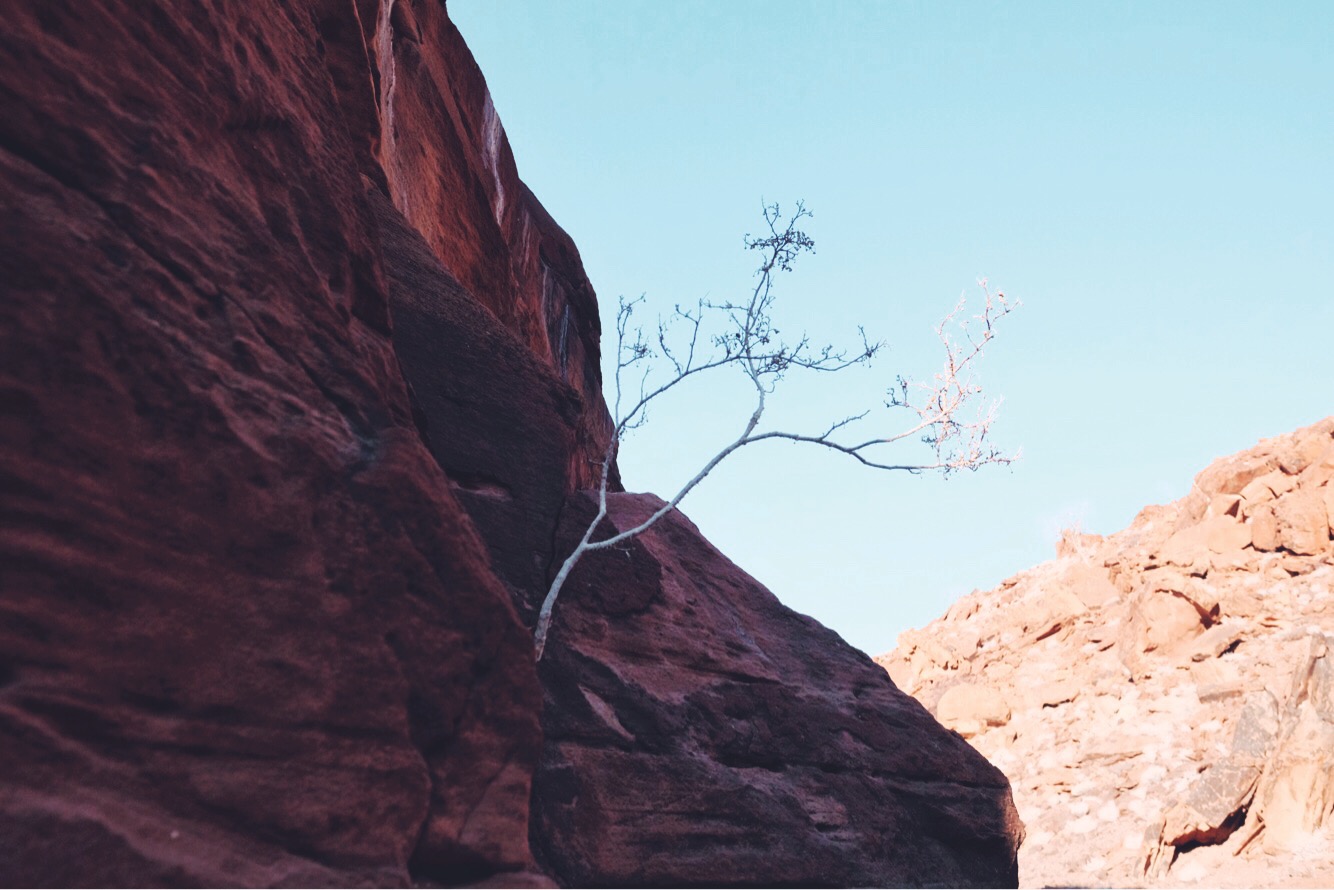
[1082,856,1108,873]
[1068,814,1100,834]
[1280,555,1317,576]
[1196,682,1245,702]
[1188,623,1244,662]
[1029,676,1081,709]
[1027,829,1054,847]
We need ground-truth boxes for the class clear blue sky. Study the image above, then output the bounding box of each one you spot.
[451,1,1334,655]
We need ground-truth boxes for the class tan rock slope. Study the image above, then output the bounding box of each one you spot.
[880,417,1334,887]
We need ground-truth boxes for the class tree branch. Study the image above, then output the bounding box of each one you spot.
[531,204,1019,660]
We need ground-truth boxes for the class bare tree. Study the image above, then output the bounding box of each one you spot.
[533,202,1018,660]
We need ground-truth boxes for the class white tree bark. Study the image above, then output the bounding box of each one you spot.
[532,203,1018,661]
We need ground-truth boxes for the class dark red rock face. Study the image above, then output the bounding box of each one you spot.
[2,0,1022,886]
[366,184,616,626]
[534,493,1024,888]
[361,0,613,490]
[0,1,548,885]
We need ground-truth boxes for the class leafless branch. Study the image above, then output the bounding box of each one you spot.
[532,204,1020,659]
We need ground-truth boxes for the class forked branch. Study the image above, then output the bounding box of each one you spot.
[532,203,1019,659]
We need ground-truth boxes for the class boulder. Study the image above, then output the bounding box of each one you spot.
[1142,567,1219,619]
[1279,555,1320,576]
[937,683,1013,733]
[1158,524,1210,570]
[910,636,963,676]
[1141,691,1279,876]
[1240,471,1295,509]
[1193,453,1278,499]
[1188,623,1246,662]
[1302,441,1334,487]
[1274,491,1329,555]
[1279,427,1332,475]
[1208,493,1242,518]
[1255,704,1334,852]
[1205,515,1252,553]
[1143,567,1191,596]
[1250,504,1281,552]
[1159,762,1261,845]
[534,493,1023,888]
[1251,634,1334,852]
[1209,548,1260,573]
[1024,676,1081,710]
[1021,586,1088,641]
[1135,593,1206,653]
[1062,563,1121,609]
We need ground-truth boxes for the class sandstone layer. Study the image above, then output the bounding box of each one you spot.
[881,417,1334,888]
[535,493,1024,888]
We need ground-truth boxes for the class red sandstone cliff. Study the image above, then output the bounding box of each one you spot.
[1,2,1021,885]
[0,2,550,883]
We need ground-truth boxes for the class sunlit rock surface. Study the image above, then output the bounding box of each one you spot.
[882,418,1334,888]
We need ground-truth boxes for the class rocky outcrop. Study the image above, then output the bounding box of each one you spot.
[535,493,1024,888]
[366,184,612,623]
[3,1,1025,886]
[0,1,561,884]
[880,417,1334,887]
[353,0,612,490]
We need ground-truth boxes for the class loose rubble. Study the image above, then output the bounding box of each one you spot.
[880,417,1334,887]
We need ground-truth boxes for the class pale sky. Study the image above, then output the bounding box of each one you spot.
[451,1,1334,655]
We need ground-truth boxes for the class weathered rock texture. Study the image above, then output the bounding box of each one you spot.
[3,1,1024,886]
[536,493,1024,888]
[366,184,615,623]
[880,417,1334,888]
[353,0,613,489]
[0,0,600,884]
